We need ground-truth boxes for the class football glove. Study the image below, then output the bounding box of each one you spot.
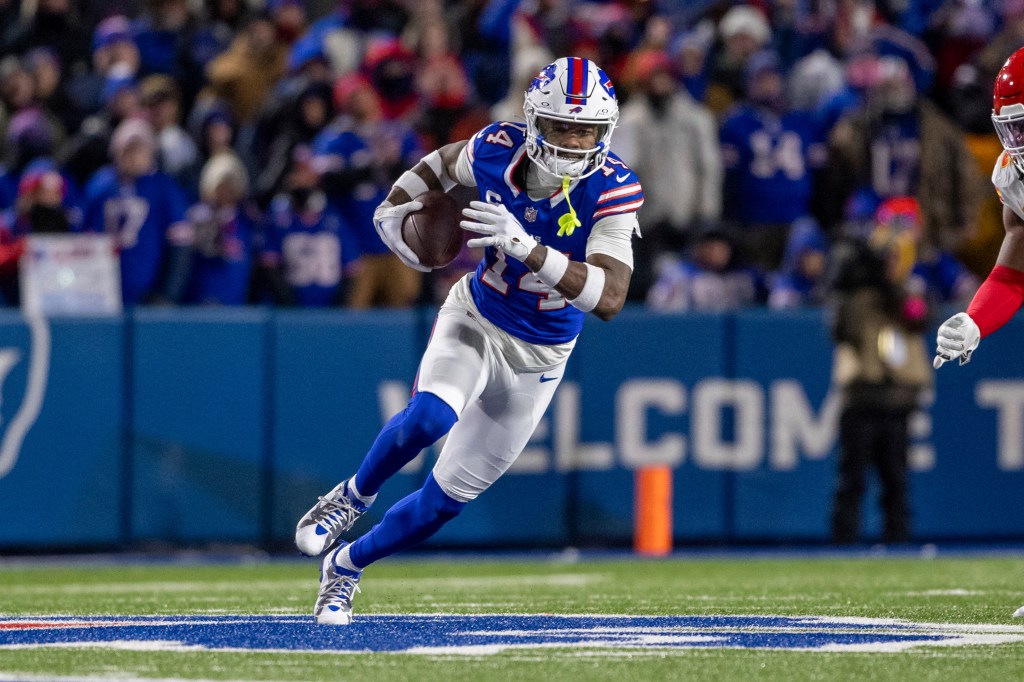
[373,200,430,272]
[992,151,1024,222]
[933,312,981,368]
[461,201,538,262]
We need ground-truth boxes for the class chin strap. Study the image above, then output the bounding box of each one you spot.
[557,175,582,236]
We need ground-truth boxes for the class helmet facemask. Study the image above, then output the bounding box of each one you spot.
[524,109,615,180]
[994,103,1024,176]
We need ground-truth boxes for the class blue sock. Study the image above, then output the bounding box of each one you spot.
[348,473,466,568]
[354,391,457,497]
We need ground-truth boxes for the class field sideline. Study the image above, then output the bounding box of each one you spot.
[2,549,1024,681]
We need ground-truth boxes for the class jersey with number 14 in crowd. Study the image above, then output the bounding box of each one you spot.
[466,122,643,345]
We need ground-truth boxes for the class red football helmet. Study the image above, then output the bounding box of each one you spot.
[993,47,1024,173]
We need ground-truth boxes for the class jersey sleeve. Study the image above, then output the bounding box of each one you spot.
[466,122,526,176]
[592,165,644,220]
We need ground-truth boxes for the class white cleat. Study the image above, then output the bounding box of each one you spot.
[1013,605,1024,618]
[314,544,362,626]
[295,480,370,557]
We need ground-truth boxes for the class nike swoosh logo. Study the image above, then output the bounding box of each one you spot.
[616,173,629,182]
[539,374,559,383]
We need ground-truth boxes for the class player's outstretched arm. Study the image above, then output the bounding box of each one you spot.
[935,204,1024,368]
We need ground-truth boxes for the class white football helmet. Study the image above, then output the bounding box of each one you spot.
[523,57,619,180]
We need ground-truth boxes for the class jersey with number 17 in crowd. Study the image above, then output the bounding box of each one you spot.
[465,121,644,345]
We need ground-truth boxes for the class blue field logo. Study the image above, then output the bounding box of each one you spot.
[2,614,1024,654]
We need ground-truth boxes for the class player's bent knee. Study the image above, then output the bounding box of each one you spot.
[422,472,467,520]
[402,391,457,447]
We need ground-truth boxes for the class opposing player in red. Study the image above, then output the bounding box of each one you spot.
[934,47,1024,369]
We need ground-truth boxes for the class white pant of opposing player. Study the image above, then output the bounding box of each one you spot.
[416,275,571,503]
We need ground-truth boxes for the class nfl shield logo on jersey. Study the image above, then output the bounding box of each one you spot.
[524,207,538,222]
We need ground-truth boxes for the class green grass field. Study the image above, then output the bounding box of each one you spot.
[2,551,1024,681]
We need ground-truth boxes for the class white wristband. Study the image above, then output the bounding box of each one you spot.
[423,150,457,192]
[535,247,569,288]
[570,263,605,312]
[394,170,429,200]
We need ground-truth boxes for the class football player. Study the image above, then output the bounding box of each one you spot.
[934,47,1024,369]
[295,57,644,625]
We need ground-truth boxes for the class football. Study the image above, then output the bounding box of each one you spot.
[401,190,465,269]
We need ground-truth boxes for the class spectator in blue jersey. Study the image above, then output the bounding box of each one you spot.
[259,154,360,307]
[768,217,830,309]
[79,118,193,306]
[647,228,765,312]
[720,49,826,272]
[826,53,986,253]
[294,57,644,625]
[184,153,257,306]
[313,73,424,308]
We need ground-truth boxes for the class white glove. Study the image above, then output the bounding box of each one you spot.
[992,151,1024,222]
[372,200,430,272]
[934,312,981,368]
[460,201,537,261]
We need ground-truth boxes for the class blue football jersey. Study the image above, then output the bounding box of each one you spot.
[261,194,361,307]
[720,105,825,225]
[466,122,643,344]
[80,167,191,305]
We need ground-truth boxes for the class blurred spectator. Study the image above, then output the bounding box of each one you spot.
[413,20,490,149]
[828,229,933,545]
[0,0,90,78]
[133,0,205,107]
[646,228,765,312]
[192,0,250,70]
[206,11,288,125]
[313,73,423,308]
[363,38,421,123]
[707,4,773,117]
[617,50,722,301]
[720,49,826,271]
[873,196,979,307]
[254,81,334,207]
[491,44,552,124]
[0,55,37,124]
[79,118,193,306]
[185,152,257,305]
[60,63,143,188]
[188,95,238,165]
[258,159,360,307]
[141,75,198,193]
[269,0,307,46]
[670,22,714,102]
[24,47,77,134]
[65,15,140,126]
[4,108,60,178]
[456,0,515,105]
[826,53,986,253]
[768,217,830,309]
[0,162,75,305]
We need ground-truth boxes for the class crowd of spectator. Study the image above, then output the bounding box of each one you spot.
[0,0,1012,313]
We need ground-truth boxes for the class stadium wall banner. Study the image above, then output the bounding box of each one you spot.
[0,307,1023,548]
